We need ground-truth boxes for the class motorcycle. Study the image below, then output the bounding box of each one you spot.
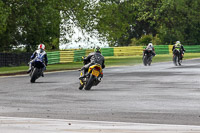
[79,57,103,90]
[173,49,182,66]
[29,59,45,83]
[143,49,153,66]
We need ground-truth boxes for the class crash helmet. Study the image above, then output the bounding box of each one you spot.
[38,44,45,53]
[94,46,101,53]
[148,43,153,47]
[176,41,180,44]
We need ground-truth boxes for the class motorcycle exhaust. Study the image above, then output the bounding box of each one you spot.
[97,77,102,81]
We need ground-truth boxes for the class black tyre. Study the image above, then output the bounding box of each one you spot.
[30,68,38,83]
[178,57,182,66]
[84,75,94,90]
[148,57,152,66]
[173,56,178,66]
[143,56,147,66]
[148,60,151,66]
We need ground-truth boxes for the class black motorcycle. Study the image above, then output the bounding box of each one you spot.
[173,49,182,66]
[143,49,153,66]
[30,60,45,83]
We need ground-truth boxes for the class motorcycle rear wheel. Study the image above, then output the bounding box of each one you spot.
[173,56,178,66]
[84,75,94,90]
[178,59,182,66]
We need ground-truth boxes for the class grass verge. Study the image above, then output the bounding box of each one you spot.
[0,53,199,75]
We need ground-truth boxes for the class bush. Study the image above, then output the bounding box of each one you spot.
[130,34,162,46]
[130,34,153,46]
[152,34,162,45]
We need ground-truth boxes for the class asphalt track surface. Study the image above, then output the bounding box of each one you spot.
[0,59,200,127]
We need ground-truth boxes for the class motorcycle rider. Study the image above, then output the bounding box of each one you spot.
[27,44,48,77]
[172,41,185,60]
[79,46,105,79]
[143,43,156,58]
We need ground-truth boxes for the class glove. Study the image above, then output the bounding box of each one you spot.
[82,56,86,60]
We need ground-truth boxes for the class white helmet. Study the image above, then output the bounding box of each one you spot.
[38,44,45,50]
[176,41,180,44]
[38,44,45,53]
[148,43,153,47]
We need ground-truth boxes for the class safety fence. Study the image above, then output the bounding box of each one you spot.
[47,45,199,64]
[0,45,200,67]
[0,53,32,67]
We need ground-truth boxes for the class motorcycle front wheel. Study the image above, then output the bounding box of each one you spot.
[143,56,148,66]
[30,68,38,83]
[148,57,152,66]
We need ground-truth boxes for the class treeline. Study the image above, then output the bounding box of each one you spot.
[89,0,200,46]
[0,0,200,52]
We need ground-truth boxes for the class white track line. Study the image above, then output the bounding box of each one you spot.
[0,116,200,133]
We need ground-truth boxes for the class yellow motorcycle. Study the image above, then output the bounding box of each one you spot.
[79,61,103,90]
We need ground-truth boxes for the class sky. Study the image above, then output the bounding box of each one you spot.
[59,10,109,50]
[59,25,109,49]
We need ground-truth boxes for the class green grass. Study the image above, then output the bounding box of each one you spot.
[0,53,200,75]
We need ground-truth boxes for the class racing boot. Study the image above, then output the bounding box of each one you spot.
[41,72,44,77]
[27,68,31,74]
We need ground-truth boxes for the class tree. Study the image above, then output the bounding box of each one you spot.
[0,0,10,51]
[86,0,200,46]
[0,0,61,52]
[1,0,200,51]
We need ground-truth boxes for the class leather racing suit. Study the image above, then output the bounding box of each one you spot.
[80,51,105,78]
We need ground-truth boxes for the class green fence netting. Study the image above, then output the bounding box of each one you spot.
[74,49,86,62]
[47,51,60,64]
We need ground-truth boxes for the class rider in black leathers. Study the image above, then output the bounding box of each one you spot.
[143,43,156,62]
[143,43,156,57]
[79,46,105,79]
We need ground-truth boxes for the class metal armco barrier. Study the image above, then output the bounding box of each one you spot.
[183,45,200,53]
[102,48,114,56]
[153,45,169,54]
[47,51,60,65]
[114,46,143,56]
[74,49,85,62]
[0,45,199,67]
[59,50,74,63]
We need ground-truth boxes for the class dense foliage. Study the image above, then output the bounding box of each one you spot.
[90,0,200,46]
[0,0,199,52]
